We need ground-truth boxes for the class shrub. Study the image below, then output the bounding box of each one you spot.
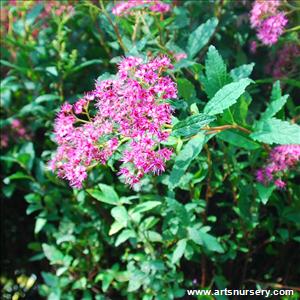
[1,0,300,299]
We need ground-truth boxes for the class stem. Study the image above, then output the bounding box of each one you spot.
[204,144,212,204]
[99,0,128,52]
[202,124,251,135]
[285,25,300,33]
[132,12,140,42]
[140,12,151,35]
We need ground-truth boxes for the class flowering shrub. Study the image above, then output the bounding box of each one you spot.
[1,0,300,299]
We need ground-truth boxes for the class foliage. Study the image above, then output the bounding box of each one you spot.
[1,0,300,299]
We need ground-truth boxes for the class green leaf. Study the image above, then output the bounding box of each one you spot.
[188,227,224,253]
[169,133,206,189]
[101,273,114,292]
[115,229,136,246]
[87,184,119,205]
[217,131,260,150]
[204,78,253,115]
[35,218,47,234]
[187,18,218,58]
[69,59,102,74]
[260,95,288,120]
[111,206,128,227]
[188,226,203,245]
[3,171,34,184]
[177,78,196,101]
[131,201,161,214]
[42,244,64,264]
[145,230,162,242]
[270,80,282,102]
[26,4,44,26]
[230,63,255,81]
[96,72,116,82]
[18,142,35,170]
[201,45,230,98]
[251,118,300,145]
[35,94,60,104]
[109,221,125,235]
[172,239,187,264]
[199,231,224,253]
[172,113,216,137]
[256,183,275,205]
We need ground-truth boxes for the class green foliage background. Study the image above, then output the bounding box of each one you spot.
[1,0,300,299]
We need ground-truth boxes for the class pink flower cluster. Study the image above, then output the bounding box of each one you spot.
[1,119,30,148]
[250,0,288,45]
[112,0,171,16]
[266,43,300,78]
[256,145,300,188]
[50,56,177,188]
[43,0,74,17]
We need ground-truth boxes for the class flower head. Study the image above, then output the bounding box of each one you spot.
[112,0,171,16]
[257,13,288,45]
[50,56,177,188]
[256,145,300,188]
[249,0,287,46]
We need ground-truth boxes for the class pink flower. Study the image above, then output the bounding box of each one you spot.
[112,0,171,16]
[257,13,288,45]
[266,43,300,78]
[250,0,280,28]
[274,178,286,189]
[50,56,177,188]
[256,145,300,188]
[249,0,287,46]
[149,2,170,13]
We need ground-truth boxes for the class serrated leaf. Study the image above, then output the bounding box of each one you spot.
[230,63,255,81]
[187,18,218,58]
[201,45,230,98]
[172,239,187,264]
[251,118,300,145]
[169,133,206,189]
[131,201,161,214]
[260,95,288,120]
[172,113,216,137]
[204,78,253,115]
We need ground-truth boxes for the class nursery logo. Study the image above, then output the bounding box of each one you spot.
[186,288,294,298]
